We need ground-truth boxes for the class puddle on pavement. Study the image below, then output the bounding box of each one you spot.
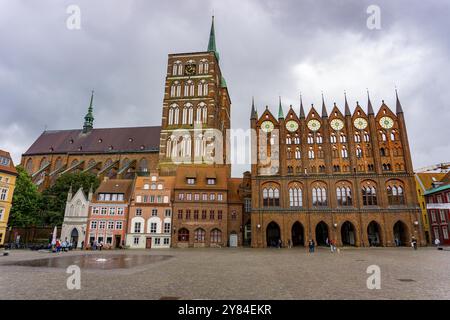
[2,254,172,270]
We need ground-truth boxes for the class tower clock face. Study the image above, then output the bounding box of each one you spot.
[353,117,368,130]
[286,120,299,132]
[379,116,394,129]
[184,63,196,76]
[261,121,274,133]
[307,119,321,131]
[330,119,344,131]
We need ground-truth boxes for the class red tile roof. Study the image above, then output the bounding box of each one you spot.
[0,150,18,176]
[23,126,161,156]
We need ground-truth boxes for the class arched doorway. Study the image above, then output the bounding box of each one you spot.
[244,219,251,246]
[291,222,304,246]
[367,221,382,246]
[341,221,356,246]
[70,228,79,248]
[266,222,281,247]
[315,221,329,246]
[393,221,409,246]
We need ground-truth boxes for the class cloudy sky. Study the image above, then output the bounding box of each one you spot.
[1,0,449,176]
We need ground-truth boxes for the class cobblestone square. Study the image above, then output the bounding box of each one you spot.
[1,247,449,300]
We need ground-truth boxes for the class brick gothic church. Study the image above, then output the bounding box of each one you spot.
[250,94,422,247]
[21,16,422,248]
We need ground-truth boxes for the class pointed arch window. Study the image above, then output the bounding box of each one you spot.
[340,133,347,143]
[341,146,348,158]
[286,135,292,145]
[336,186,352,206]
[330,134,337,143]
[172,61,182,76]
[198,59,209,74]
[354,133,361,143]
[316,133,323,144]
[362,186,377,206]
[168,104,179,125]
[364,131,370,142]
[198,80,208,96]
[381,132,387,142]
[262,187,280,207]
[387,185,405,205]
[294,136,300,144]
[390,131,396,141]
[196,102,207,123]
[295,148,301,160]
[308,148,315,159]
[356,146,363,158]
[312,187,327,206]
[170,81,181,97]
[184,80,195,97]
[289,187,303,207]
[307,134,314,144]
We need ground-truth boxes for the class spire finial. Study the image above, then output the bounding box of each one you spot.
[251,96,257,120]
[395,87,404,114]
[278,96,284,119]
[344,91,351,116]
[299,93,305,118]
[83,90,95,133]
[207,15,219,60]
[321,92,328,118]
[367,88,374,115]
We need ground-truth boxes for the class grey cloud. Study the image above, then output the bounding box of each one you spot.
[0,0,449,176]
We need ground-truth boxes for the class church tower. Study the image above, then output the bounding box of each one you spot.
[158,16,231,176]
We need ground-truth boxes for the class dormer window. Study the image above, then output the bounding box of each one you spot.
[129,138,133,142]
[187,178,196,185]
[109,145,114,150]
[98,139,102,143]
[207,178,216,185]
[69,139,74,144]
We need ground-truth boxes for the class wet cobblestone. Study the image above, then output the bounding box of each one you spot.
[0,247,449,300]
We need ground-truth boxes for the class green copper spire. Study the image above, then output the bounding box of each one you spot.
[207,16,220,61]
[83,90,94,133]
[278,96,284,119]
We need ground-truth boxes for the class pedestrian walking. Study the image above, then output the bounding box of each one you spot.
[411,237,417,250]
[288,239,292,249]
[308,239,315,253]
[434,238,441,249]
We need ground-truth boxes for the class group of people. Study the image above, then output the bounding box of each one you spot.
[50,237,74,252]
[89,240,104,250]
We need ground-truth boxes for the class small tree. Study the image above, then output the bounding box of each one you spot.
[9,166,42,227]
[41,172,100,226]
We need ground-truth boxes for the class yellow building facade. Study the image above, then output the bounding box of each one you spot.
[0,150,17,245]
[415,172,446,244]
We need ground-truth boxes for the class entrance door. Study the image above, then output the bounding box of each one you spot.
[266,222,281,247]
[367,221,382,246]
[146,237,152,249]
[70,228,79,248]
[229,233,238,247]
[291,222,304,246]
[115,235,121,248]
[315,221,329,246]
[393,221,409,246]
[341,221,356,246]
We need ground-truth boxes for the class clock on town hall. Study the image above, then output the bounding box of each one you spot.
[353,117,368,130]
[286,120,299,132]
[261,121,274,133]
[185,63,196,76]
[307,119,321,131]
[330,119,344,131]
[379,116,394,129]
